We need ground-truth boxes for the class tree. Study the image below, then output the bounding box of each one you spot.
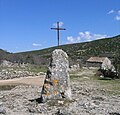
[113,49,120,78]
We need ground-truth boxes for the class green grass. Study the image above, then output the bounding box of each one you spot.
[70,74,120,95]
[98,79,120,94]
[70,75,81,79]
[29,66,47,73]
[0,85,16,91]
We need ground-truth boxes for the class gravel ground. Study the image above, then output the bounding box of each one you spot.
[0,68,120,115]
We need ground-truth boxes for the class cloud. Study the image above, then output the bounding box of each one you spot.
[118,10,120,15]
[67,36,81,43]
[67,31,109,43]
[79,31,92,41]
[115,10,120,21]
[115,15,120,21]
[67,36,74,43]
[53,21,64,27]
[108,10,114,14]
[108,9,120,21]
[32,43,42,47]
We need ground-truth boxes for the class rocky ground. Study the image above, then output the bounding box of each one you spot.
[0,62,46,80]
[0,68,120,115]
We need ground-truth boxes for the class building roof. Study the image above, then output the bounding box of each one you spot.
[87,57,107,63]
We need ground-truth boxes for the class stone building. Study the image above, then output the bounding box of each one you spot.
[86,57,111,68]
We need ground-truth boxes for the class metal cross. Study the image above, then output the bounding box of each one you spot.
[51,22,66,47]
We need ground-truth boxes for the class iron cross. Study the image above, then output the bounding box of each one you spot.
[51,22,66,47]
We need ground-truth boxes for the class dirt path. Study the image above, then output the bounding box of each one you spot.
[0,75,45,86]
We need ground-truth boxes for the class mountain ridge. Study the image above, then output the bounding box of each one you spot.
[0,35,120,65]
[18,34,120,58]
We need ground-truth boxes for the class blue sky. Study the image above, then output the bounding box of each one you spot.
[0,0,120,53]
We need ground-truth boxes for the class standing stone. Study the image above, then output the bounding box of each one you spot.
[40,49,72,102]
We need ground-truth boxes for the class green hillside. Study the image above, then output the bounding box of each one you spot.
[19,35,120,62]
[0,49,11,61]
[0,35,120,66]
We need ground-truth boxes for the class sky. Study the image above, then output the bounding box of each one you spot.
[0,0,120,53]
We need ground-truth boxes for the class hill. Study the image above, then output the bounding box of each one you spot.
[17,35,120,65]
[0,49,10,62]
[0,35,120,66]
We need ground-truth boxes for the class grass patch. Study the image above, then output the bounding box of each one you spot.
[98,79,120,84]
[99,79,120,90]
[91,77,120,95]
[105,90,120,95]
[90,76,120,92]
[70,74,120,95]
[0,85,16,91]
[28,66,47,73]
[70,75,82,80]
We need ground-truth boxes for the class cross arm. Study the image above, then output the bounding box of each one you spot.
[51,28,66,30]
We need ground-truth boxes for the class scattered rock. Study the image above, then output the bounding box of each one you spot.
[0,107,6,114]
[0,67,120,114]
[69,64,80,72]
[92,96,105,101]
[0,60,13,67]
[0,60,45,80]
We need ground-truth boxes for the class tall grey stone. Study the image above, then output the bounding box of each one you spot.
[40,49,72,102]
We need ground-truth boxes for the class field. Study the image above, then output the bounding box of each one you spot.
[0,67,120,115]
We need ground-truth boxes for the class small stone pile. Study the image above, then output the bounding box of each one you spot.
[0,69,36,80]
[40,49,72,102]
[69,64,80,72]
[0,60,45,80]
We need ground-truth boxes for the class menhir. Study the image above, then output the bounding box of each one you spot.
[40,49,72,102]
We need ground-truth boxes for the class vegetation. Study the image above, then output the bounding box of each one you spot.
[0,49,10,61]
[0,85,16,91]
[17,35,120,66]
[113,48,120,78]
[29,66,47,73]
[0,35,120,73]
[70,73,120,95]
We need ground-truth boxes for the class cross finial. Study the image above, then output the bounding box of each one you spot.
[51,22,66,47]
